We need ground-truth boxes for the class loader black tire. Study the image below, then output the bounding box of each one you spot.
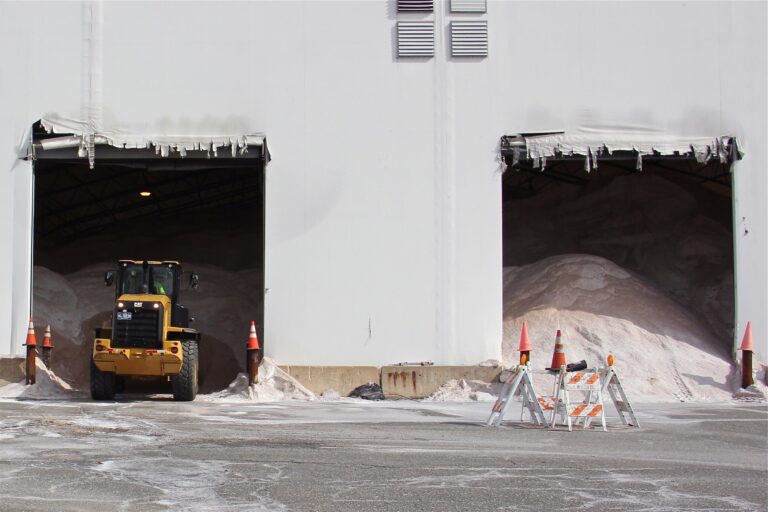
[90,359,116,400]
[115,376,126,394]
[172,340,198,401]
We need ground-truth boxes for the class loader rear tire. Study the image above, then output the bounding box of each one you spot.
[172,340,198,401]
[90,360,116,400]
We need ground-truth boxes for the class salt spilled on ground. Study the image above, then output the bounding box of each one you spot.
[198,357,316,402]
[424,379,500,402]
[0,359,81,400]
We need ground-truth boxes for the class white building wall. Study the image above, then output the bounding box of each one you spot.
[0,1,764,365]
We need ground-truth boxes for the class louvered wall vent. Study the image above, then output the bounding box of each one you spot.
[450,21,488,57]
[398,0,434,12]
[451,0,487,13]
[397,22,435,57]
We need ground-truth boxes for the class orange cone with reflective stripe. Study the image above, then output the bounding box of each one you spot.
[246,321,261,386]
[25,319,37,385]
[548,330,566,370]
[247,321,260,350]
[41,325,54,368]
[42,325,53,348]
[25,319,37,347]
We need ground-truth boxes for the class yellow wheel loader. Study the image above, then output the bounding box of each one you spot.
[91,260,201,401]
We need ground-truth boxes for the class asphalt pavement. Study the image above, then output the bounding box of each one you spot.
[0,398,766,511]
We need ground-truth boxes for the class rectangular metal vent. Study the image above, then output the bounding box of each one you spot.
[398,0,434,12]
[451,0,487,13]
[450,21,488,57]
[397,22,435,57]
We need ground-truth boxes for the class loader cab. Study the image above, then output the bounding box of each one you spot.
[117,261,179,301]
[105,260,198,328]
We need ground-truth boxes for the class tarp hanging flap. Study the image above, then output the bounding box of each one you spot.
[511,126,742,164]
[37,114,265,164]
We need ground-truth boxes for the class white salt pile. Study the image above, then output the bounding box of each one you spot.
[502,254,754,403]
[0,359,80,400]
[502,174,735,342]
[198,357,316,402]
[424,379,500,402]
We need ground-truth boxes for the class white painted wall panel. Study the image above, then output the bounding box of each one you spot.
[0,1,765,365]
[719,3,768,362]
[0,2,83,356]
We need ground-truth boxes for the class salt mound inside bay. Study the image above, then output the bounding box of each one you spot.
[503,254,737,402]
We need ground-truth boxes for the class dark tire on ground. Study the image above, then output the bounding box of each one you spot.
[115,376,126,394]
[197,336,205,387]
[172,340,198,401]
[90,359,116,400]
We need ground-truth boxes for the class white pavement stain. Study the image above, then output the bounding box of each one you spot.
[0,399,764,511]
[91,458,287,511]
[329,466,758,511]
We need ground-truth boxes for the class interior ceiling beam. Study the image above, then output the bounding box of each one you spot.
[649,161,731,188]
[38,166,257,220]
[37,166,137,199]
[63,187,262,241]
[40,173,261,238]
[521,166,588,185]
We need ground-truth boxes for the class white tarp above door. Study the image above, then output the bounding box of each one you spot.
[34,114,266,168]
[503,126,741,172]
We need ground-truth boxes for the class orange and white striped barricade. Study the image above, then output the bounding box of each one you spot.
[487,364,547,427]
[550,369,606,432]
[600,366,639,427]
[522,390,556,424]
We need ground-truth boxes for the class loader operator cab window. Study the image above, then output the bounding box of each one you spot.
[121,266,144,295]
[117,264,175,298]
[150,266,174,298]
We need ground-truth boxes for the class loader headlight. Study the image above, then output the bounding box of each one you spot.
[117,302,124,308]
[153,303,160,309]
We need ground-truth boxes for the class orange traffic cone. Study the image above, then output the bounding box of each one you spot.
[246,321,261,386]
[518,321,532,364]
[740,321,754,388]
[740,321,754,352]
[41,325,54,368]
[247,321,260,350]
[25,319,37,385]
[548,329,567,370]
[42,325,53,348]
[25,318,37,347]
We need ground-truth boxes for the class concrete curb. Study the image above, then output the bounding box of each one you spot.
[381,366,502,398]
[0,357,25,386]
[281,364,503,399]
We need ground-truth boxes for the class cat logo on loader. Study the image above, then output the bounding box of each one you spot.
[91,260,201,401]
